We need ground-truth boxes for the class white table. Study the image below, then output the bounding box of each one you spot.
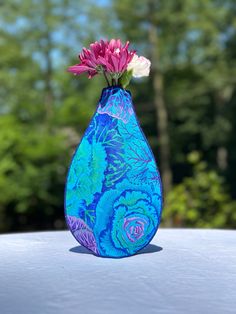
[0,229,235,314]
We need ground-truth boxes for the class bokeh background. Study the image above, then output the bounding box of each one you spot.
[1,0,236,233]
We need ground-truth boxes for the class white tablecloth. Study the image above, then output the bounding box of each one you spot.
[0,229,235,314]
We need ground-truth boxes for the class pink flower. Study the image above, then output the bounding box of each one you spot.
[67,39,135,80]
[98,39,135,74]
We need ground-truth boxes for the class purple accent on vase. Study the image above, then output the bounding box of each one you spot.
[123,217,146,242]
[66,215,98,254]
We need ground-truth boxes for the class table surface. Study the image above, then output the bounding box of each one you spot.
[0,229,235,314]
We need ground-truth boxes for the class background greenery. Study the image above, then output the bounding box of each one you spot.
[0,0,236,233]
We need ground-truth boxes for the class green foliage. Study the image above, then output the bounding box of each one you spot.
[0,115,70,232]
[119,70,133,88]
[163,152,236,228]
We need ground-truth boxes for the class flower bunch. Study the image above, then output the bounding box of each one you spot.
[68,39,151,88]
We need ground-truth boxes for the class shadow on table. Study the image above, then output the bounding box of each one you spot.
[69,243,162,256]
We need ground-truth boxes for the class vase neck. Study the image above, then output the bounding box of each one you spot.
[98,86,134,124]
[99,86,132,105]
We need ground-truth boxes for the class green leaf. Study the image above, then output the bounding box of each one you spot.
[119,70,133,88]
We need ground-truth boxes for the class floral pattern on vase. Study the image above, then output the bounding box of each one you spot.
[65,86,163,257]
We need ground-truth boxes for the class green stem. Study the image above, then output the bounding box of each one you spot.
[103,71,110,86]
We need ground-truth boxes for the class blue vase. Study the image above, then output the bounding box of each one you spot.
[65,86,163,258]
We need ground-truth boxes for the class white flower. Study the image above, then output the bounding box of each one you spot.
[127,54,151,78]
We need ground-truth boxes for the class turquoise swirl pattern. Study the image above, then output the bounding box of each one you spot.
[65,87,163,257]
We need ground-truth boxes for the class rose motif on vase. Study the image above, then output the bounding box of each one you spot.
[123,216,147,242]
[110,190,158,254]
